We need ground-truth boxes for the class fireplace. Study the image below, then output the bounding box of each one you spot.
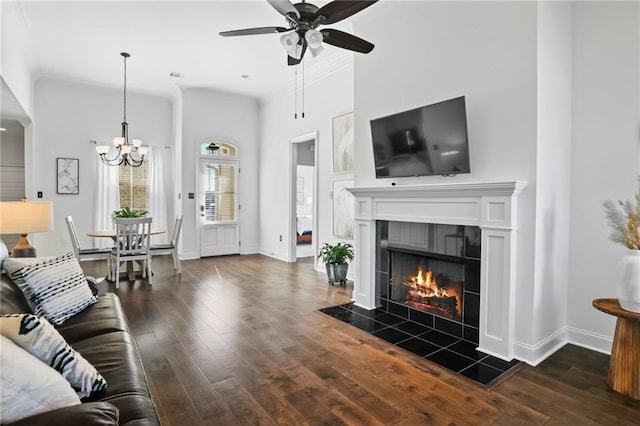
[377,221,481,343]
[349,181,527,360]
[390,252,464,320]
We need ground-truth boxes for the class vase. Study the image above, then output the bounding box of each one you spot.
[325,263,349,286]
[617,250,640,313]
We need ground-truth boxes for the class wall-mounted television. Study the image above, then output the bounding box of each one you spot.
[370,96,471,178]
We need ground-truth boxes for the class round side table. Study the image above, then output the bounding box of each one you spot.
[592,298,640,399]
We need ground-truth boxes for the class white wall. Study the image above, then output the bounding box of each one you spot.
[354,1,543,358]
[180,88,260,258]
[521,1,573,361]
[259,63,354,263]
[0,1,37,121]
[568,2,640,352]
[31,77,173,256]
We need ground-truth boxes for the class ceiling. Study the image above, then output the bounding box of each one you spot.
[14,0,365,101]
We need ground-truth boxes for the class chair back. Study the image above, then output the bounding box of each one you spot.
[170,215,183,247]
[64,216,81,258]
[114,217,153,256]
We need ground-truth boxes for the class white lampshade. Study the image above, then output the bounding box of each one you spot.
[113,137,125,147]
[138,146,149,157]
[96,144,110,155]
[0,201,54,234]
[120,145,132,154]
[0,200,53,258]
[280,32,300,53]
[132,139,142,148]
[305,29,323,49]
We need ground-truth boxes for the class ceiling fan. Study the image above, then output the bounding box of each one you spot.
[220,0,378,66]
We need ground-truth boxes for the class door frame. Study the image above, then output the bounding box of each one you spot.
[288,131,319,263]
[197,154,241,258]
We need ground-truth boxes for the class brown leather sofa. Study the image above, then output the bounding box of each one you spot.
[0,274,160,425]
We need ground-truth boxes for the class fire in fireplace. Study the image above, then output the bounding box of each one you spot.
[390,252,464,321]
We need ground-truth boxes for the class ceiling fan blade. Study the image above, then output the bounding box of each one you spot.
[267,0,300,19]
[321,28,374,54]
[219,26,290,37]
[315,1,378,25]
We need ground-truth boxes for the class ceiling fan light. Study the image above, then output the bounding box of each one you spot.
[290,43,304,60]
[280,32,300,52]
[305,29,323,49]
[309,45,324,58]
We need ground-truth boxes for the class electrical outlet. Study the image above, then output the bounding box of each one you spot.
[37,191,43,198]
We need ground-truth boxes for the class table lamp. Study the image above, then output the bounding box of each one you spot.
[0,198,54,257]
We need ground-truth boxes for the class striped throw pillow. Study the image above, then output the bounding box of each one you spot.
[0,314,108,399]
[12,252,97,325]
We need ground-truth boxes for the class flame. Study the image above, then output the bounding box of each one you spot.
[403,266,448,298]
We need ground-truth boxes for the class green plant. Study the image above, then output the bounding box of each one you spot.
[113,207,148,218]
[603,177,640,250]
[318,242,354,265]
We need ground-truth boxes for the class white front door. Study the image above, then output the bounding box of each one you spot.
[199,158,240,257]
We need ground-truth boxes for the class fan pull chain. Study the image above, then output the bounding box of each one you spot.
[294,65,298,119]
[302,59,305,118]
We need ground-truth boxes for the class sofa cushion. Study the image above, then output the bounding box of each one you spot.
[72,331,152,401]
[0,335,81,423]
[0,314,108,399]
[56,293,129,345]
[0,273,31,314]
[5,253,97,325]
[5,401,119,426]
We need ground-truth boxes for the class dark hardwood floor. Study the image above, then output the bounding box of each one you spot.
[84,254,640,425]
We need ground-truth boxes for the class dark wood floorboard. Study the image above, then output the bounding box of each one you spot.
[83,254,640,425]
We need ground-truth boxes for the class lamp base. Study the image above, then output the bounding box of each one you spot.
[10,234,37,258]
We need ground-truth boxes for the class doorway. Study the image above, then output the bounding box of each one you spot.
[198,141,240,257]
[289,132,318,263]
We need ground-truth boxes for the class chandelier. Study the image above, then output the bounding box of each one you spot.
[95,52,148,167]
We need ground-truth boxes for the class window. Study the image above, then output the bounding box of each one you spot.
[119,162,149,210]
[202,162,236,222]
[200,141,237,157]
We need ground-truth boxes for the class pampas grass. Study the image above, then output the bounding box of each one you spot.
[603,178,640,250]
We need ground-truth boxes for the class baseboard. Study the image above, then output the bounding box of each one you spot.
[240,246,259,255]
[258,249,289,262]
[179,251,200,260]
[513,327,568,366]
[566,326,612,355]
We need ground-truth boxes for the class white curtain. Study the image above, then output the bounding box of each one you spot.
[94,156,120,248]
[147,146,169,244]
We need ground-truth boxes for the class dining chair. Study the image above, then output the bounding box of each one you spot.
[150,215,183,274]
[65,215,112,278]
[111,217,153,289]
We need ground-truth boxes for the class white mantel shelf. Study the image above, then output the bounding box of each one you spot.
[349,181,528,199]
[347,180,528,361]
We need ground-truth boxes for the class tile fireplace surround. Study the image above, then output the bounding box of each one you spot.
[348,181,527,361]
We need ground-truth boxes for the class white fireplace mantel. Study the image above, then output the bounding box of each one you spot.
[348,181,527,361]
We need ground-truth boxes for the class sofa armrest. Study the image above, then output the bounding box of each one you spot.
[5,402,118,426]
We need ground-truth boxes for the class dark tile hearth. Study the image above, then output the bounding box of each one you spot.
[319,302,523,387]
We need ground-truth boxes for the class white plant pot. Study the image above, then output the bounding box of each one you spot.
[617,250,640,313]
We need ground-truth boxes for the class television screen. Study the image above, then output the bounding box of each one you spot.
[370,96,470,178]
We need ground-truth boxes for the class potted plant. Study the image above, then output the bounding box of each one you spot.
[318,242,354,286]
[603,178,640,312]
[113,207,148,218]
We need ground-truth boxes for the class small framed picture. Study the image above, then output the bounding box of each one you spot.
[57,158,79,194]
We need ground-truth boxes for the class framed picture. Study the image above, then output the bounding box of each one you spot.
[332,179,355,238]
[56,158,79,194]
[332,111,354,173]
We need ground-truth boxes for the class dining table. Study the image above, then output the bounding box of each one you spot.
[87,229,165,282]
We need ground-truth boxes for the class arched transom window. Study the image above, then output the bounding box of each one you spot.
[201,141,238,157]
